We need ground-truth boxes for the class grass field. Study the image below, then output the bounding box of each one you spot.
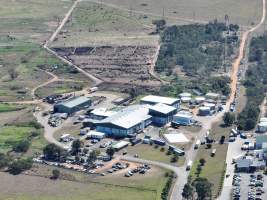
[0,164,170,200]
[0,103,25,113]
[98,0,262,27]
[35,81,86,98]
[53,1,159,46]
[0,0,72,43]
[0,36,90,101]
[124,144,185,166]
[190,144,227,197]
[189,121,232,197]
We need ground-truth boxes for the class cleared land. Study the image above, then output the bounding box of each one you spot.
[0,164,169,200]
[0,0,72,43]
[97,0,262,27]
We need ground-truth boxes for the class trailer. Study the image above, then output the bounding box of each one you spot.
[131,138,142,146]
[153,139,166,146]
[211,149,216,157]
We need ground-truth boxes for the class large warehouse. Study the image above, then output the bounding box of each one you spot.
[95,105,152,138]
[54,96,91,115]
[140,95,180,109]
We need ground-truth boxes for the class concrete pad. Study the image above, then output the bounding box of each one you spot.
[164,133,189,143]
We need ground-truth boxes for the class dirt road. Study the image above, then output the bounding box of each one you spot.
[226,0,266,111]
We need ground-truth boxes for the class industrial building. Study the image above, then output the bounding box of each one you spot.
[257,118,267,133]
[148,103,177,126]
[95,105,152,137]
[172,111,193,126]
[256,135,267,149]
[198,106,211,116]
[90,108,117,120]
[54,96,91,115]
[205,92,220,100]
[141,95,180,109]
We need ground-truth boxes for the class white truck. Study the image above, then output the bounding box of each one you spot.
[194,139,201,149]
[186,160,193,171]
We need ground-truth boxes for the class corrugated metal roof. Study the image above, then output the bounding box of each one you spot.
[141,95,179,105]
[97,105,152,129]
[91,108,117,117]
[59,96,90,108]
[149,103,176,114]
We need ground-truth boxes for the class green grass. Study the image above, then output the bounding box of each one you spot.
[0,103,25,113]
[124,144,185,166]
[190,122,230,197]
[35,81,85,98]
[0,164,170,200]
[0,126,35,153]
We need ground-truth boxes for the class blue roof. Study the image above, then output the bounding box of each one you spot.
[59,96,90,108]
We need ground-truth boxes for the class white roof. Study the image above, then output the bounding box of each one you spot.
[91,108,117,117]
[181,97,192,101]
[86,131,105,137]
[199,106,210,111]
[60,134,70,138]
[260,118,267,122]
[164,133,189,143]
[179,92,191,98]
[258,122,267,127]
[195,96,206,101]
[174,111,193,118]
[112,141,130,149]
[97,105,152,129]
[149,103,176,114]
[204,103,216,107]
[206,92,219,97]
[141,95,179,105]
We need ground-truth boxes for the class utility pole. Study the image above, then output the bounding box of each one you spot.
[162,7,165,20]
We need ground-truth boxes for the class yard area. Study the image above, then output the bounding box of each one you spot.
[0,163,170,200]
[0,0,72,43]
[190,144,227,197]
[124,144,185,166]
[189,121,231,197]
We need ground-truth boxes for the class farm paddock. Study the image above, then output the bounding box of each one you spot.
[52,45,161,89]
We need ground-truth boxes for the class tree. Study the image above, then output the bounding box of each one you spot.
[193,177,213,200]
[51,169,60,179]
[8,68,19,80]
[43,144,61,161]
[199,158,206,166]
[106,147,115,159]
[71,139,82,155]
[182,183,194,200]
[223,112,235,126]
[8,158,32,175]
[0,153,11,168]
[13,140,30,153]
[219,135,226,144]
[206,143,212,149]
[87,150,97,167]
[171,155,179,163]
[152,19,166,33]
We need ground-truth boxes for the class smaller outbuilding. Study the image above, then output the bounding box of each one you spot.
[195,96,206,104]
[149,103,177,126]
[256,135,267,149]
[90,108,117,120]
[112,141,130,151]
[179,92,191,98]
[86,131,105,140]
[205,92,220,100]
[172,111,193,126]
[257,118,267,133]
[54,96,91,115]
[141,95,180,109]
[198,106,211,116]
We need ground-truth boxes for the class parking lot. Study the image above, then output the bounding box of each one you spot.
[232,172,267,200]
